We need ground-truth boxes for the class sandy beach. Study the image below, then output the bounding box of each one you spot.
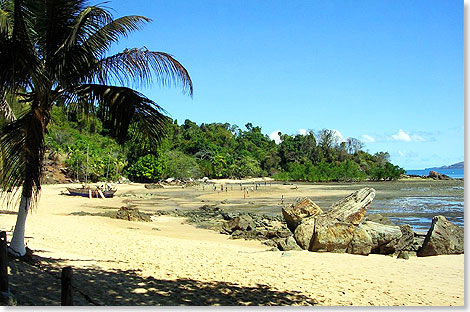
[0,181,464,306]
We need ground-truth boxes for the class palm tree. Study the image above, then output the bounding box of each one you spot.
[0,0,193,256]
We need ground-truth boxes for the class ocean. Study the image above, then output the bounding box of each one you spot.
[406,168,464,179]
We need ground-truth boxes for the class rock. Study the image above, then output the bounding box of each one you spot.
[363,214,396,226]
[396,251,409,260]
[144,183,163,189]
[395,224,415,252]
[361,221,402,254]
[346,225,373,255]
[293,216,316,250]
[417,216,464,257]
[428,171,451,180]
[115,207,151,222]
[311,188,375,252]
[282,197,323,233]
[277,236,303,251]
[222,215,255,234]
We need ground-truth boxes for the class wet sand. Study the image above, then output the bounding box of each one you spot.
[0,180,464,306]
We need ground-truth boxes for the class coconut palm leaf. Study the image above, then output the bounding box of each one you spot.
[0,109,45,200]
[72,84,170,145]
[98,48,193,93]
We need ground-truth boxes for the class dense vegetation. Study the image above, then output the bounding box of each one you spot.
[44,106,405,183]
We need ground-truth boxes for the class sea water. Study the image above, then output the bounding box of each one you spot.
[367,180,464,231]
[406,168,464,179]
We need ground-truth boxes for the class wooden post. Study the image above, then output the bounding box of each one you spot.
[61,266,73,306]
[0,232,8,293]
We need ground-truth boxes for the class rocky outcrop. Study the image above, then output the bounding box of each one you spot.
[310,188,376,252]
[222,215,255,233]
[428,171,451,180]
[115,207,151,222]
[417,216,464,257]
[282,197,323,233]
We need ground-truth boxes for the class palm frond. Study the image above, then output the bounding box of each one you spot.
[0,109,45,204]
[71,84,170,145]
[98,48,193,95]
[0,93,16,122]
[82,15,150,58]
[0,3,12,36]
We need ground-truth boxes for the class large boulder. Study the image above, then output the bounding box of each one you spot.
[346,224,373,255]
[361,221,402,254]
[347,221,405,255]
[417,216,464,257]
[282,197,323,233]
[293,216,316,250]
[395,224,415,252]
[311,188,375,252]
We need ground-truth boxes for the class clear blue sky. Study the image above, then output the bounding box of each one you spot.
[99,0,463,170]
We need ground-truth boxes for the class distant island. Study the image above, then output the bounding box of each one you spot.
[425,161,464,170]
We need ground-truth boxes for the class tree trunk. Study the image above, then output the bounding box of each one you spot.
[9,195,31,257]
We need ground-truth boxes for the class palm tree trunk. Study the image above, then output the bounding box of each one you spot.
[9,195,31,256]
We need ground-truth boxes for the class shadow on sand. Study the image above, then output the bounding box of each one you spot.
[7,253,317,306]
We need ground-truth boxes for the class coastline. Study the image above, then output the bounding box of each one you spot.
[0,181,464,306]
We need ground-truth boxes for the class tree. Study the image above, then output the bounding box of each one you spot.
[0,0,192,256]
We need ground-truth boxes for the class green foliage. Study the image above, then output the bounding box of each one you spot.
[126,154,166,183]
[164,150,201,180]
[46,107,127,182]
[45,105,404,183]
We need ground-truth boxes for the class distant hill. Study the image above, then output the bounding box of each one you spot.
[425,161,464,170]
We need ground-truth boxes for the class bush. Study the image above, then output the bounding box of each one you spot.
[164,150,201,180]
[126,154,166,182]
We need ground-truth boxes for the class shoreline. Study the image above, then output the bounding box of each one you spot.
[0,182,464,306]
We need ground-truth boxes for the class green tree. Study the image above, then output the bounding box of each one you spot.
[0,0,192,256]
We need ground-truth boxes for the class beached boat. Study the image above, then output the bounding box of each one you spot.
[66,186,117,198]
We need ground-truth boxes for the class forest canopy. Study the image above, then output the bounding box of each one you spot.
[43,106,405,183]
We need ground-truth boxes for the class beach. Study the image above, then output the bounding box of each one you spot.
[0,181,464,306]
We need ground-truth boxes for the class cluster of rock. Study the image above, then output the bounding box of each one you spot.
[281,189,464,258]
[427,171,451,180]
[147,188,463,258]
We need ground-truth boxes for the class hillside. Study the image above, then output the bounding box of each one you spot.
[425,161,464,170]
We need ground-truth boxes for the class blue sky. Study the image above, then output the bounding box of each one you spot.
[101,0,463,170]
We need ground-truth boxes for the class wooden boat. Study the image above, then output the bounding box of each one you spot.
[66,186,117,198]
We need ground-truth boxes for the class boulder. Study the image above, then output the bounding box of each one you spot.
[222,215,255,234]
[395,224,415,252]
[363,214,396,226]
[277,236,303,251]
[417,216,464,257]
[282,197,323,233]
[361,221,402,254]
[396,251,409,260]
[293,216,316,250]
[311,188,375,252]
[346,225,373,255]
